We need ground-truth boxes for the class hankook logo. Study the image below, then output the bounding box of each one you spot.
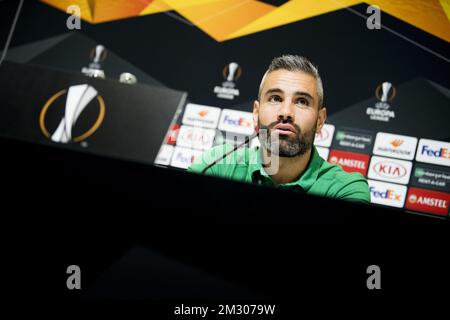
[39,84,105,143]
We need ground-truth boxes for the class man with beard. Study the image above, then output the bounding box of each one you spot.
[188,55,370,203]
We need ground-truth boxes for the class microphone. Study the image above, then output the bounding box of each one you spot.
[201,132,259,175]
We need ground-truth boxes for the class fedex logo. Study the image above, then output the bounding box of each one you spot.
[416,139,450,167]
[370,187,401,201]
[367,180,407,208]
[219,109,254,135]
[223,115,252,127]
[421,145,450,159]
[170,147,202,169]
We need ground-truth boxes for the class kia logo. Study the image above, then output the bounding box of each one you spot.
[373,161,407,179]
[180,129,213,144]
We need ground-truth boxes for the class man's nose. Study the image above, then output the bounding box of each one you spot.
[277,100,295,122]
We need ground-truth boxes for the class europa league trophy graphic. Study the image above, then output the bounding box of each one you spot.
[82,44,106,79]
[375,81,395,109]
[214,62,241,100]
[223,62,241,87]
[380,82,392,103]
[368,81,397,122]
[226,62,239,82]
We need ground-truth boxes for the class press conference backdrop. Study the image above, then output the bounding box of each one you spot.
[1,0,449,218]
[156,80,450,218]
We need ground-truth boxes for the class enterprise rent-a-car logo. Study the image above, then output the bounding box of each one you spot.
[333,129,373,153]
[411,164,450,192]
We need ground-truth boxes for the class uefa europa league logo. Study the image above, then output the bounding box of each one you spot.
[380,82,392,102]
[214,62,242,100]
[223,62,242,84]
[366,81,396,122]
[375,81,396,108]
[224,62,241,82]
[39,84,105,144]
[91,45,107,66]
[82,45,107,79]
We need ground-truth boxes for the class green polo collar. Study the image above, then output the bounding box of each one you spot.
[248,146,324,191]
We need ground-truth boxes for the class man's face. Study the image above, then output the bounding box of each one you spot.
[253,69,326,157]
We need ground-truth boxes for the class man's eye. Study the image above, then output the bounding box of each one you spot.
[296,98,309,106]
[268,95,282,103]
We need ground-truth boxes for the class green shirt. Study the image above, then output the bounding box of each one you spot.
[188,144,370,204]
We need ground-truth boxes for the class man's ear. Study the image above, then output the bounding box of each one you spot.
[316,106,327,133]
[253,100,259,132]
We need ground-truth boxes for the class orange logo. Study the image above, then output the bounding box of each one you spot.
[390,139,404,148]
[198,110,208,117]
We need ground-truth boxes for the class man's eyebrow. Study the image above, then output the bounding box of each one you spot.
[264,88,284,97]
[293,91,314,101]
[264,88,314,101]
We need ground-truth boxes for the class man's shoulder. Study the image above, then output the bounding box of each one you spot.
[317,159,370,203]
[318,159,367,184]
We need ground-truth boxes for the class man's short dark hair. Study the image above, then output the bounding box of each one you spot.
[258,54,324,108]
